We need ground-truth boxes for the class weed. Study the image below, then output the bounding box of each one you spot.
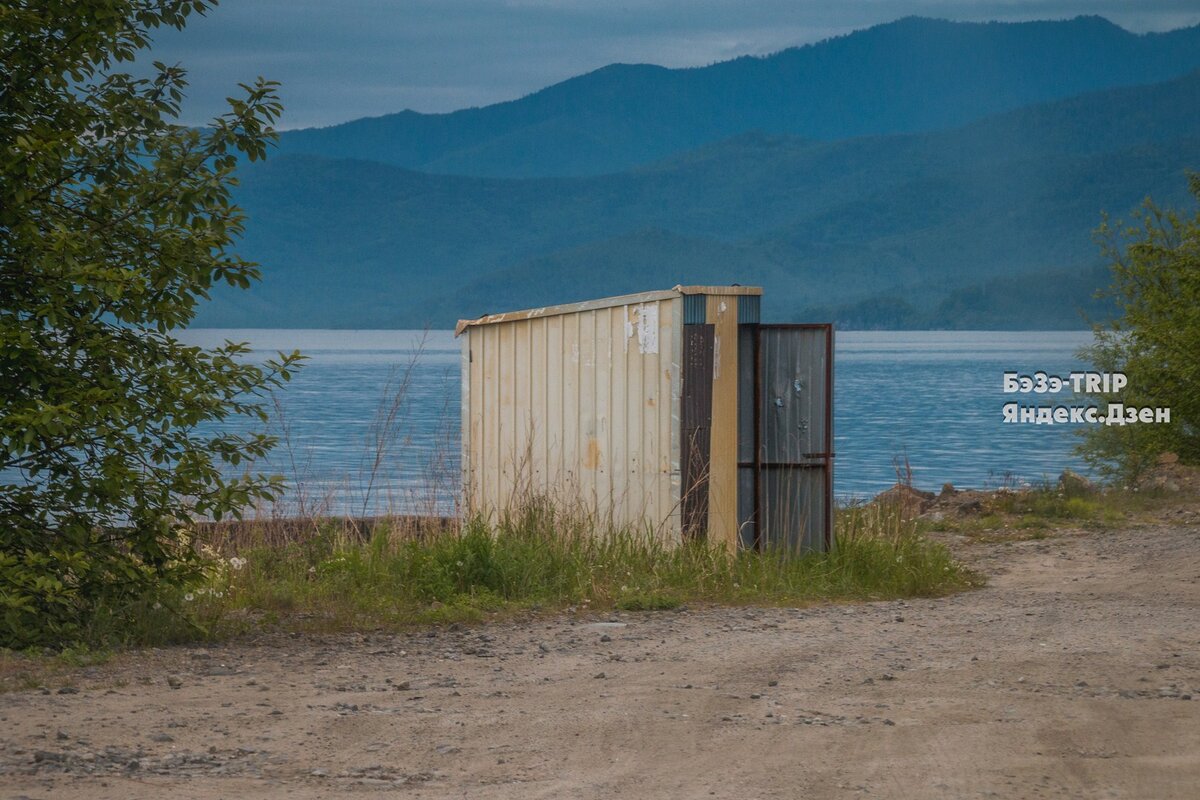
[164,498,976,636]
[4,496,982,659]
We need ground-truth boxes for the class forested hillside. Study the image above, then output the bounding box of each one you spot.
[199,67,1200,329]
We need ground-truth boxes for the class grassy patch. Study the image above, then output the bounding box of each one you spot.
[918,483,1189,539]
[96,500,975,643]
[0,645,112,693]
[0,501,976,663]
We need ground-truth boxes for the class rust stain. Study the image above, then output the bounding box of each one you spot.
[583,437,602,470]
[646,396,656,407]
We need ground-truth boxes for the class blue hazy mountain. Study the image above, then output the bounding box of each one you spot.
[272,16,1200,178]
[199,66,1200,330]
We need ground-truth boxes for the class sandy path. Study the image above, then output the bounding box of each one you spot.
[3,520,1199,799]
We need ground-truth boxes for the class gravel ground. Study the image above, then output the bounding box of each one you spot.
[2,514,1199,799]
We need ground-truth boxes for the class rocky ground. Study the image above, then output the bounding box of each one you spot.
[3,510,1199,799]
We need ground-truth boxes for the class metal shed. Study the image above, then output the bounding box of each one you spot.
[456,286,833,553]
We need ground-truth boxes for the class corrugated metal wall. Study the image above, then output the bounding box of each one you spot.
[756,325,834,552]
[462,297,683,539]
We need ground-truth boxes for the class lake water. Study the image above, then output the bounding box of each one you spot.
[173,329,1097,515]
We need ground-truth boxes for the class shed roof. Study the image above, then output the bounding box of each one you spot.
[454,285,762,336]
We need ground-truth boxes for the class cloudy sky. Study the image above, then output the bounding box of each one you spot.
[140,0,1200,129]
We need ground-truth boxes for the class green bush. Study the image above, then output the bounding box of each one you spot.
[1,2,299,648]
[1079,173,1200,480]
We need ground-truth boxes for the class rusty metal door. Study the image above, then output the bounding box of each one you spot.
[681,324,714,542]
[747,324,833,552]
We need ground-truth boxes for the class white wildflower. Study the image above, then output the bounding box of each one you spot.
[229,556,247,571]
[184,592,195,602]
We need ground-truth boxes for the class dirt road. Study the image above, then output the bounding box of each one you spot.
[3,518,1199,799]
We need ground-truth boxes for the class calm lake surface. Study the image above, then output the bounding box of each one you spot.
[175,329,1096,514]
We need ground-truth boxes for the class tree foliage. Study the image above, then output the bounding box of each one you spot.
[1,1,301,647]
[1079,173,1200,479]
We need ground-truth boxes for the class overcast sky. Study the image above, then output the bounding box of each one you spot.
[139,0,1200,129]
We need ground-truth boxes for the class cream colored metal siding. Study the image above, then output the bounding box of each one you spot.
[463,297,681,541]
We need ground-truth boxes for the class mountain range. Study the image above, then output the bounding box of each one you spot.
[196,16,1200,330]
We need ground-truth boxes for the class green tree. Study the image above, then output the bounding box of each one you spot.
[1,1,302,647]
[1079,173,1200,480]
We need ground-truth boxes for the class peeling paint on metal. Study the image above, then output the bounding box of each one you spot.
[636,304,659,354]
[712,332,721,379]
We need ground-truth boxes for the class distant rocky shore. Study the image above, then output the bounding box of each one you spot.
[870,453,1199,520]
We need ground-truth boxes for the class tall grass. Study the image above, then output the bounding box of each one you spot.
[146,499,977,639]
